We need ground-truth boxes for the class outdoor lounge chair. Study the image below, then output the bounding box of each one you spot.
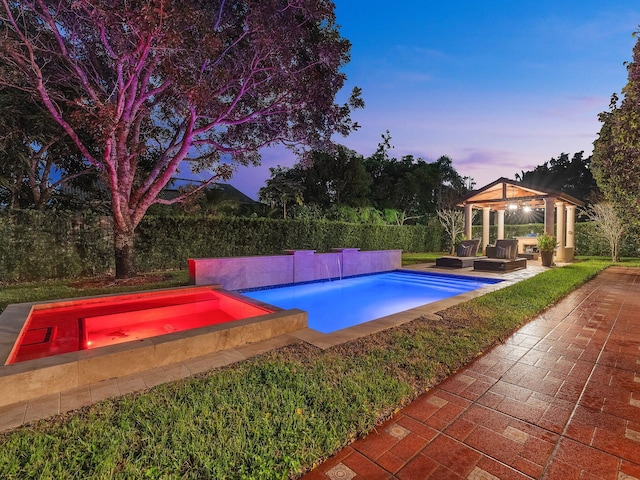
[473,239,527,272]
[435,239,483,268]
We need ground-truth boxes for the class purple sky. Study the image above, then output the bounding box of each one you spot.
[226,1,639,199]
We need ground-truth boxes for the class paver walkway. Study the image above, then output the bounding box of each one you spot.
[302,266,640,480]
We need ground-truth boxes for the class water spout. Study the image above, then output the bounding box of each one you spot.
[324,262,332,281]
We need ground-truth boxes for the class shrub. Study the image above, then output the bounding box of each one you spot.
[537,233,557,252]
[472,222,640,256]
[0,213,443,282]
[0,210,112,282]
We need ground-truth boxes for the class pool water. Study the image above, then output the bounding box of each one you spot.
[241,271,500,333]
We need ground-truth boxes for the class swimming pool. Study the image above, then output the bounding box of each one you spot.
[241,270,500,333]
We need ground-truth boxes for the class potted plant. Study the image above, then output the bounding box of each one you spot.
[537,233,556,267]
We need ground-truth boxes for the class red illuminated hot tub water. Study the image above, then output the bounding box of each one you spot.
[8,287,272,364]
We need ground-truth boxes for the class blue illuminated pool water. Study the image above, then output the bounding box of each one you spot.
[241,271,500,333]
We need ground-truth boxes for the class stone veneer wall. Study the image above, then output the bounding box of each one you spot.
[188,249,402,290]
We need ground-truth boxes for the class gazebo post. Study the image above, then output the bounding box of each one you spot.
[497,209,505,240]
[566,205,576,261]
[464,204,473,240]
[556,202,566,261]
[544,197,555,236]
[482,207,491,254]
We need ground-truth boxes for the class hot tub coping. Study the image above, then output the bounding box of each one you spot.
[0,285,306,407]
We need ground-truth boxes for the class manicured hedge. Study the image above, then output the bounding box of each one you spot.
[574,222,640,257]
[0,211,112,282]
[0,212,442,282]
[2,211,637,283]
[133,216,442,271]
[472,222,640,257]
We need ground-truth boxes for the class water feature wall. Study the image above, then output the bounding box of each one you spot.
[188,248,402,290]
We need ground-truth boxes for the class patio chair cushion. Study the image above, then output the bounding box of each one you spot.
[473,257,527,272]
[436,255,485,268]
[474,239,525,272]
[495,245,508,259]
[457,243,473,257]
[492,239,518,260]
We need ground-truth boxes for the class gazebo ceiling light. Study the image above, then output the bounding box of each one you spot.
[506,200,534,212]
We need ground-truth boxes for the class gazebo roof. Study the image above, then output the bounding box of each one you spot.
[458,177,584,211]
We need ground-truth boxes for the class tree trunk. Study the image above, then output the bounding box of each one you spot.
[114,228,136,279]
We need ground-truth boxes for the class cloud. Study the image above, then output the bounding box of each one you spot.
[449,148,538,187]
[531,8,639,46]
[538,95,610,120]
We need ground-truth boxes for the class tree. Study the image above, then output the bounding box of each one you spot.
[299,146,371,208]
[363,137,470,223]
[0,87,95,209]
[583,203,625,262]
[514,152,599,202]
[258,166,304,219]
[437,209,470,254]
[592,31,640,226]
[432,155,468,209]
[259,145,371,214]
[1,0,362,277]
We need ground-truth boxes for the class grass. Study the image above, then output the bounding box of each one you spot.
[401,252,442,265]
[0,257,627,479]
[0,270,189,313]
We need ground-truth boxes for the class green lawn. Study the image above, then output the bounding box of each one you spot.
[0,257,628,479]
[0,271,189,313]
[400,252,442,265]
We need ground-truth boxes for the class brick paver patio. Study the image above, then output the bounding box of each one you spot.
[302,267,640,480]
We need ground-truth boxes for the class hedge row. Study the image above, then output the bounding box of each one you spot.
[0,211,113,283]
[0,212,442,283]
[134,216,443,272]
[2,211,637,283]
[471,223,640,257]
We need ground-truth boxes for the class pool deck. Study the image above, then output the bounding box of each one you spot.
[302,266,640,480]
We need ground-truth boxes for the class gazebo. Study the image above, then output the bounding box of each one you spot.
[458,178,584,262]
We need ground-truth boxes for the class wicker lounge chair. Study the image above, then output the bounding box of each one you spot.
[435,239,483,268]
[473,239,527,272]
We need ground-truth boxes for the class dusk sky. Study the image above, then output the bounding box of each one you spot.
[227,1,639,199]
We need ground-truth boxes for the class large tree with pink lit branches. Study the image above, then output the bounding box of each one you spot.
[0,0,362,277]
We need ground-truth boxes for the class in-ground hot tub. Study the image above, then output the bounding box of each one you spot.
[8,287,274,364]
[0,286,306,407]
